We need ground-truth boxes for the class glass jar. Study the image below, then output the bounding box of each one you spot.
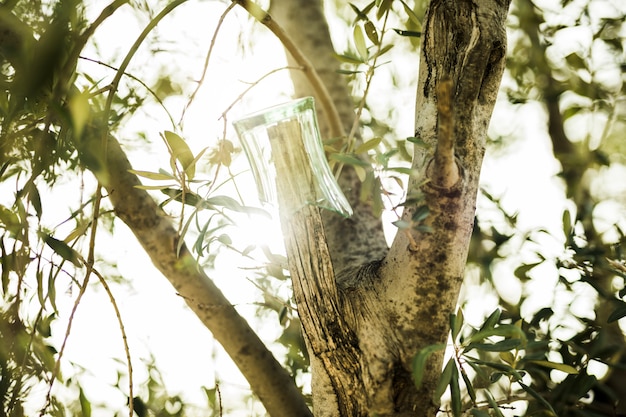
[233,97,352,218]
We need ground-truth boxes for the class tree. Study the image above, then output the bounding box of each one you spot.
[0,0,625,416]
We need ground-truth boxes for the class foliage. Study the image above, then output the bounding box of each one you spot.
[0,0,624,416]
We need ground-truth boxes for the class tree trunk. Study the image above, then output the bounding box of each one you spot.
[268,0,511,415]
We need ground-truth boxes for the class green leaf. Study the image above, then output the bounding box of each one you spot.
[480,309,501,331]
[79,387,92,417]
[48,266,57,312]
[450,362,461,417]
[330,153,370,167]
[355,137,382,154]
[392,220,411,230]
[334,53,364,64]
[467,338,524,352]
[399,0,423,30]
[407,136,428,147]
[514,261,542,280]
[499,351,516,365]
[412,205,429,222]
[484,390,505,417]
[451,308,464,340]
[470,409,491,417]
[40,232,82,267]
[412,343,445,388]
[0,204,21,234]
[161,188,204,207]
[349,2,368,21]
[376,0,392,20]
[433,357,455,405]
[163,131,194,177]
[364,20,378,45]
[565,52,586,70]
[468,324,527,346]
[460,366,476,403]
[217,234,232,245]
[562,209,573,239]
[608,302,626,323]
[26,183,42,219]
[205,195,270,217]
[393,28,422,38]
[353,24,369,60]
[517,381,557,415]
[528,360,578,374]
[129,169,176,181]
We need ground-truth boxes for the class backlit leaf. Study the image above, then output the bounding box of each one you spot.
[163,131,194,177]
[40,232,82,267]
[353,24,368,60]
[528,360,578,374]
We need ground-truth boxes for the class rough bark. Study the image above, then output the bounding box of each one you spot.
[266,0,510,415]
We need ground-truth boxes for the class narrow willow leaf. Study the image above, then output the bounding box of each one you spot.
[27,183,42,219]
[528,360,578,374]
[41,233,82,267]
[484,391,505,417]
[364,20,379,45]
[460,367,476,403]
[470,409,491,417]
[0,204,20,233]
[128,169,176,181]
[499,351,516,365]
[0,240,9,294]
[330,153,370,167]
[562,209,573,239]
[79,387,92,417]
[336,69,364,75]
[467,338,523,352]
[348,2,368,21]
[334,53,364,64]
[412,343,446,388]
[161,188,204,207]
[163,131,194,176]
[517,381,557,415]
[393,28,422,38]
[392,220,411,230]
[134,184,177,190]
[353,24,369,60]
[205,195,270,217]
[355,137,382,154]
[468,325,527,347]
[185,146,208,180]
[48,266,58,313]
[451,308,464,340]
[433,357,455,405]
[450,363,461,417]
[480,309,501,331]
[399,0,423,30]
[36,269,45,307]
[376,0,392,20]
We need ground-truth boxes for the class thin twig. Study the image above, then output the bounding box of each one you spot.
[40,186,103,416]
[232,0,345,139]
[91,267,134,417]
[180,1,237,127]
